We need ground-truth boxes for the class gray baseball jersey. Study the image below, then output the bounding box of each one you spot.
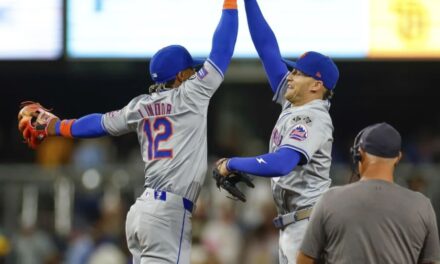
[270,74,333,214]
[301,179,440,264]
[102,60,223,202]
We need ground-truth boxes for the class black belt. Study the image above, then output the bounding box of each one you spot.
[273,206,313,229]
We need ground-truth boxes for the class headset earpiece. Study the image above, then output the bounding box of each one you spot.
[352,147,361,163]
[351,130,364,163]
[349,128,366,183]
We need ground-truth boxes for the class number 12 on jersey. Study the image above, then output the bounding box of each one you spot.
[143,117,174,160]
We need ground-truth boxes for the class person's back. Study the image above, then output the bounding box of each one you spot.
[319,180,438,264]
[298,123,440,264]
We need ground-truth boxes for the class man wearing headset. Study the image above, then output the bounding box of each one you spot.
[297,122,440,264]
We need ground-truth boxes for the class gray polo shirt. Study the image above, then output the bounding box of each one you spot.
[301,179,440,264]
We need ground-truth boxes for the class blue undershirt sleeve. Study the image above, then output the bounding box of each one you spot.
[208,9,238,75]
[245,0,289,93]
[227,148,301,177]
[70,114,108,138]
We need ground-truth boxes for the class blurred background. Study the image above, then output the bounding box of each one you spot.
[1,0,440,263]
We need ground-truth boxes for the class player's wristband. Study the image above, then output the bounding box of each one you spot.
[55,120,61,136]
[55,119,76,138]
[223,0,237,9]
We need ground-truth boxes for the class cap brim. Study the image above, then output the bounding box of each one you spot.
[282,59,296,69]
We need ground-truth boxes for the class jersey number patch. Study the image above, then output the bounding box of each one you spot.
[143,117,173,160]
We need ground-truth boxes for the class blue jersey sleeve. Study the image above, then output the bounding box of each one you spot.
[55,114,108,138]
[208,8,238,75]
[227,148,301,177]
[245,0,289,93]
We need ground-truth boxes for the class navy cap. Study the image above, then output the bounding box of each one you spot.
[359,122,401,158]
[149,45,204,83]
[283,51,339,90]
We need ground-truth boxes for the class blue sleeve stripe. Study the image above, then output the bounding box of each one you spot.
[279,145,310,163]
[176,210,187,264]
[206,59,224,79]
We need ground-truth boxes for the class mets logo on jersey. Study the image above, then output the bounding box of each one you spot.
[197,67,209,79]
[289,124,308,141]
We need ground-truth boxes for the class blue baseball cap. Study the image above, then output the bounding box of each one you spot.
[149,45,204,83]
[283,51,339,90]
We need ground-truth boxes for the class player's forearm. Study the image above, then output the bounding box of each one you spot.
[47,113,109,138]
[227,148,300,177]
[208,0,238,75]
[244,0,279,59]
[244,0,287,92]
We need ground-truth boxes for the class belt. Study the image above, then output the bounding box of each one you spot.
[147,189,194,213]
[273,206,313,230]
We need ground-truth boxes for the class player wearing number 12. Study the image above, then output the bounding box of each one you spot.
[17,0,238,263]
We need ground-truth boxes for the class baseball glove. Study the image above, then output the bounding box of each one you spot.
[18,101,59,149]
[212,165,255,202]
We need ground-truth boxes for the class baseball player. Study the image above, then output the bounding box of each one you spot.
[215,0,339,263]
[17,0,239,263]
